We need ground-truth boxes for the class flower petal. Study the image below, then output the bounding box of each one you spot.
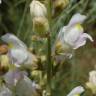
[4,69,27,88]
[57,26,68,42]
[0,85,12,96]
[73,33,93,49]
[23,52,38,70]
[1,33,27,49]
[9,49,28,65]
[68,13,87,26]
[82,33,93,42]
[64,25,83,46]
[67,86,84,96]
[15,76,40,96]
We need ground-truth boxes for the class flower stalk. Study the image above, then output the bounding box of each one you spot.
[46,0,53,95]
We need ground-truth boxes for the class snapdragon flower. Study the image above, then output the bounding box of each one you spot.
[86,70,96,94]
[1,33,37,68]
[58,13,93,49]
[54,13,93,57]
[67,86,84,96]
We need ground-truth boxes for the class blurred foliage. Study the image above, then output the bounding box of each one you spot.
[0,0,96,96]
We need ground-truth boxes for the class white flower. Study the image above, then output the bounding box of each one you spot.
[1,33,37,68]
[30,0,47,18]
[67,86,84,96]
[57,13,93,50]
[86,70,96,94]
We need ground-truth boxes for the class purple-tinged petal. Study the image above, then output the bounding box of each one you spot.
[0,85,12,96]
[73,33,93,49]
[4,69,27,88]
[1,33,27,49]
[68,13,87,26]
[67,86,84,96]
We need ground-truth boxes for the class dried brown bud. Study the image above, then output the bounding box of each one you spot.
[0,45,8,54]
[54,0,69,11]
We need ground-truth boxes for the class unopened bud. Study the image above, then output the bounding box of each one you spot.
[0,55,9,75]
[0,45,8,54]
[30,0,47,18]
[33,17,49,35]
[54,0,69,11]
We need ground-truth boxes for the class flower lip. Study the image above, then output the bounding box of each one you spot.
[67,86,85,96]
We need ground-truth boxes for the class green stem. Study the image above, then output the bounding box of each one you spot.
[47,34,52,93]
[46,0,52,95]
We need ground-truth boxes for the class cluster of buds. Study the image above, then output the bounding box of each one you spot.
[30,0,49,36]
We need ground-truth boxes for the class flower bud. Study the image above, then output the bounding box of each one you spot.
[31,70,42,81]
[33,17,49,35]
[30,0,47,18]
[54,0,69,11]
[0,55,10,67]
[0,55,10,75]
[0,45,8,54]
